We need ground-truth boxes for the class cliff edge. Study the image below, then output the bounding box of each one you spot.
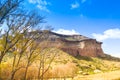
[32,30,105,57]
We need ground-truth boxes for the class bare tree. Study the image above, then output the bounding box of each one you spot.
[0,0,57,80]
[0,0,23,24]
[37,47,57,80]
[0,7,44,62]
[0,1,44,79]
[5,12,44,80]
[0,0,24,64]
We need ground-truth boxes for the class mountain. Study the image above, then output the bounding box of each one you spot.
[33,30,105,57]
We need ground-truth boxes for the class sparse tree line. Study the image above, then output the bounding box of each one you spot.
[0,0,57,80]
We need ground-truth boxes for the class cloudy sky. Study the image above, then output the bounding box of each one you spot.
[25,0,120,57]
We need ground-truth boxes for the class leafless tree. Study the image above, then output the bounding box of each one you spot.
[0,1,44,80]
[6,12,44,80]
[0,0,23,24]
[0,0,58,80]
[37,47,57,80]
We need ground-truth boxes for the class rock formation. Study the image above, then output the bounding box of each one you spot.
[34,30,105,57]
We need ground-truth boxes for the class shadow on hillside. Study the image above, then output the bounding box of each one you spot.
[69,53,120,62]
[98,54,120,62]
[74,55,93,61]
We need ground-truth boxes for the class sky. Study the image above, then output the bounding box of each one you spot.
[24,0,120,57]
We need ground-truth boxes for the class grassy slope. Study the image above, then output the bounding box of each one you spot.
[50,48,120,75]
[1,48,120,79]
[50,48,120,80]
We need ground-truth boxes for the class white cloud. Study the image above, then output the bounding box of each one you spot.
[28,0,50,12]
[53,29,80,35]
[92,28,120,58]
[113,54,120,58]
[37,5,50,12]
[29,0,37,4]
[71,1,80,9]
[81,0,87,3]
[92,28,120,41]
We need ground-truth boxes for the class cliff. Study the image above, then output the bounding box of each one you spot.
[32,30,105,57]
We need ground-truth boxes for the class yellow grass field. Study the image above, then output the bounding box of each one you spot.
[74,70,120,80]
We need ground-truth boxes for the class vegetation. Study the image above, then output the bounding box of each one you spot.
[115,78,120,80]
[99,54,120,61]
[0,0,55,80]
[1,47,120,80]
[0,0,120,80]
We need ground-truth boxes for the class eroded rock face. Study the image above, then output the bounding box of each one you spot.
[78,40,104,57]
[57,39,104,57]
[38,31,105,57]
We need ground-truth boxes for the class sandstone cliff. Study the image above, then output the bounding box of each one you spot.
[34,30,105,57]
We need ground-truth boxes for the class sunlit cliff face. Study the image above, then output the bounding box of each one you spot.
[36,31,105,57]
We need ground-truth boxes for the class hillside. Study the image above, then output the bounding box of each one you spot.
[36,48,120,79]
[49,48,120,73]
[1,47,120,80]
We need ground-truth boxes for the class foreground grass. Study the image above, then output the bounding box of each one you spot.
[0,48,120,80]
[74,70,120,80]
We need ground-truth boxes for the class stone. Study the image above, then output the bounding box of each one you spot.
[94,69,101,73]
[36,31,105,57]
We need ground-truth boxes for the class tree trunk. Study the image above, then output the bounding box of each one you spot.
[38,60,42,80]
[16,54,22,67]
[24,64,29,80]
[10,71,16,80]
[0,54,4,64]
[10,55,16,80]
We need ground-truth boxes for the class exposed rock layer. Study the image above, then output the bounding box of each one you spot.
[38,31,105,57]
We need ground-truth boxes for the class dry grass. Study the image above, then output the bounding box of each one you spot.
[0,48,120,80]
[74,70,120,80]
[0,58,78,80]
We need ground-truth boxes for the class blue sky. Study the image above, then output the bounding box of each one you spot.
[25,0,120,57]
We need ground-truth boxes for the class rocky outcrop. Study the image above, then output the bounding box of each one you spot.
[54,38,104,57]
[38,31,105,57]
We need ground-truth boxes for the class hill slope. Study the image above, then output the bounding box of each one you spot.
[50,48,120,74]
[1,48,120,80]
